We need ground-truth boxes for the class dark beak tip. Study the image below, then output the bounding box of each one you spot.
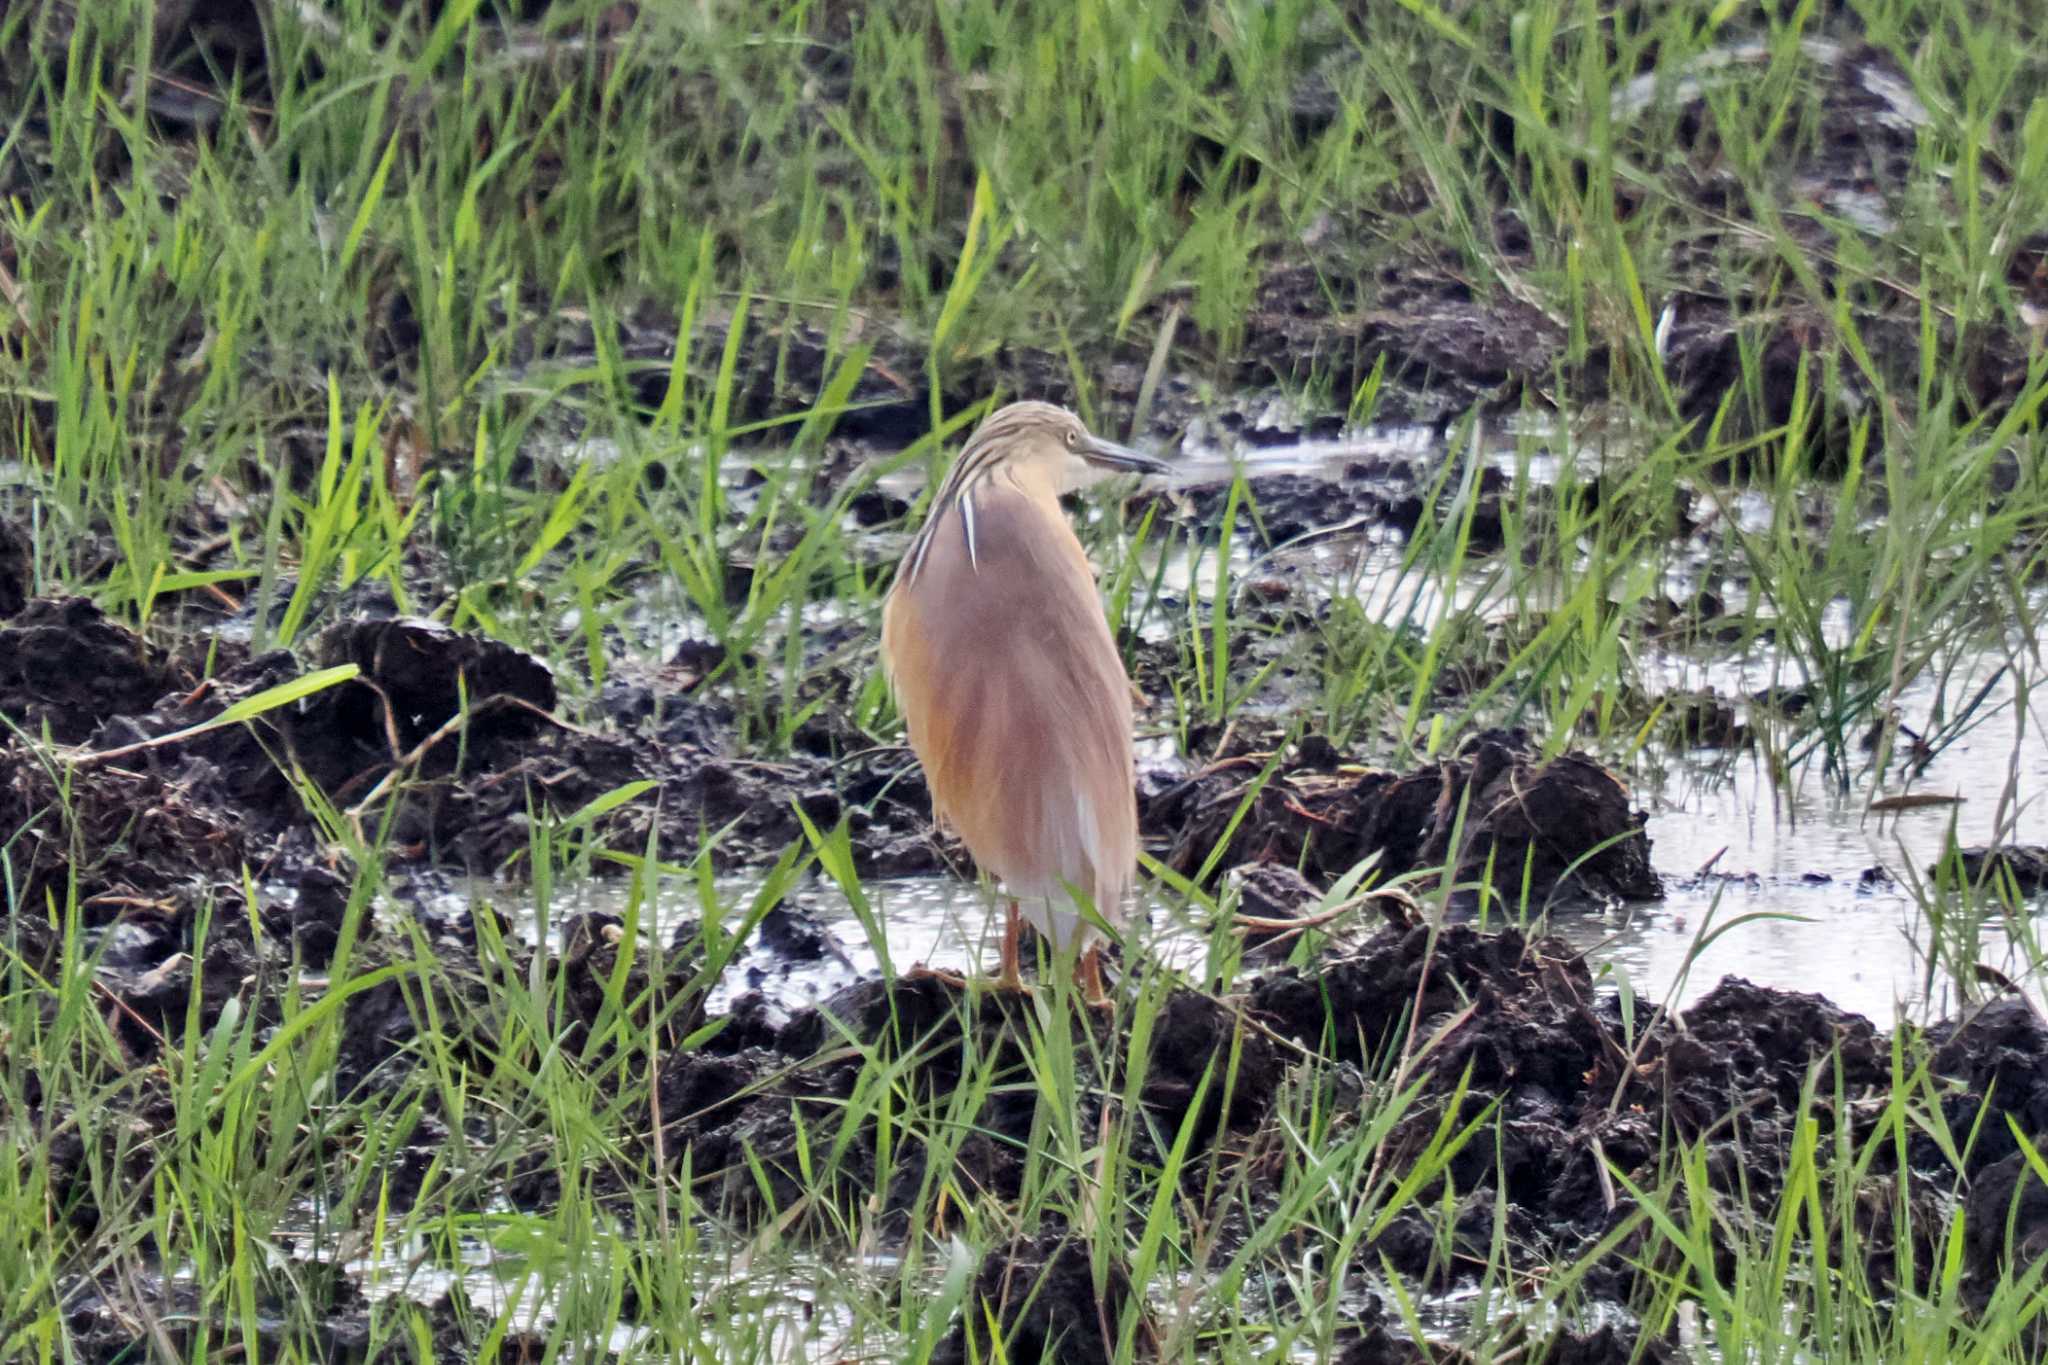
[1084,437,1173,478]
[1104,458,1172,479]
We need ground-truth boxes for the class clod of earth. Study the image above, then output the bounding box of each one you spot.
[645,973,1282,1233]
[0,597,183,744]
[1941,844,2048,896]
[1148,728,1660,906]
[534,917,2045,1362]
[0,515,30,618]
[932,1227,1148,1365]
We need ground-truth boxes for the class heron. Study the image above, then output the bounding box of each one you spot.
[881,401,1172,1007]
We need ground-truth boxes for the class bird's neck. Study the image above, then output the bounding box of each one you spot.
[990,460,1065,508]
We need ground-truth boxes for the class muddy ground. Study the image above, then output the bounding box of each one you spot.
[0,579,1661,931]
[29,817,2048,1365]
[8,564,2048,1362]
[10,1,2048,1360]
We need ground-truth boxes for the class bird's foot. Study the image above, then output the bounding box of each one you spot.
[988,964,1034,997]
[1077,948,1116,1013]
[904,963,971,991]
[904,963,1037,998]
[987,899,1033,996]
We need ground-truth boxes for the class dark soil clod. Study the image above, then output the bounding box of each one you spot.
[1150,729,1660,907]
[1943,844,2048,896]
[0,597,183,744]
[1235,919,2037,1301]
[312,614,560,748]
[933,1227,1147,1365]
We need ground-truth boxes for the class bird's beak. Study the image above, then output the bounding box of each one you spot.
[1080,434,1173,478]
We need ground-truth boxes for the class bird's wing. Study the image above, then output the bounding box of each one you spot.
[880,483,1138,923]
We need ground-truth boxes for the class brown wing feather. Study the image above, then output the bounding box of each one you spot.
[881,484,1137,937]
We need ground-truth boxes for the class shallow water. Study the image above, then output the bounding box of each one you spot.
[534,634,2047,1033]
[549,816,2032,1039]
[519,416,2048,1028]
[536,650,2047,1029]
[340,422,2048,1358]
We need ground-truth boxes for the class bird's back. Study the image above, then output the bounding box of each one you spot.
[882,481,1137,944]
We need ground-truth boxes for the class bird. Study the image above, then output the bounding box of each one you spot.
[881,401,1172,1007]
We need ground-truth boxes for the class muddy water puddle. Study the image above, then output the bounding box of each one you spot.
[281,1195,888,1360]
[536,849,2021,1039]
[530,666,2047,1031]
[540,404,2048,1027]
[526,597,2046,1028]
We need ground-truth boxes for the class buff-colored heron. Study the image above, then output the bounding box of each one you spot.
[881,401,1171,1007]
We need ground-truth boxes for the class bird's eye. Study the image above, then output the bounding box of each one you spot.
[1065,428,1079,448]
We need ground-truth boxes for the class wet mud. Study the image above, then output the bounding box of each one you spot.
[0,575,1653,945]
[933,1227,1145,1365]
[649,974,1280,1233]
[3,543,2027,1360]
[826,923,2039,1363]
[1149,728,1660,907]
[1946,844,2048,897]
[27,742,2048,1365]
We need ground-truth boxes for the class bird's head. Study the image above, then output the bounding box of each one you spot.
[964,401,1173,494]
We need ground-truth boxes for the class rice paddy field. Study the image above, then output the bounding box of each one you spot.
[6,0,2048,1360]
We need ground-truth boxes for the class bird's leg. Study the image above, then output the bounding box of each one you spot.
[993,899,1029,994]
[1076,944,1114,1012]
